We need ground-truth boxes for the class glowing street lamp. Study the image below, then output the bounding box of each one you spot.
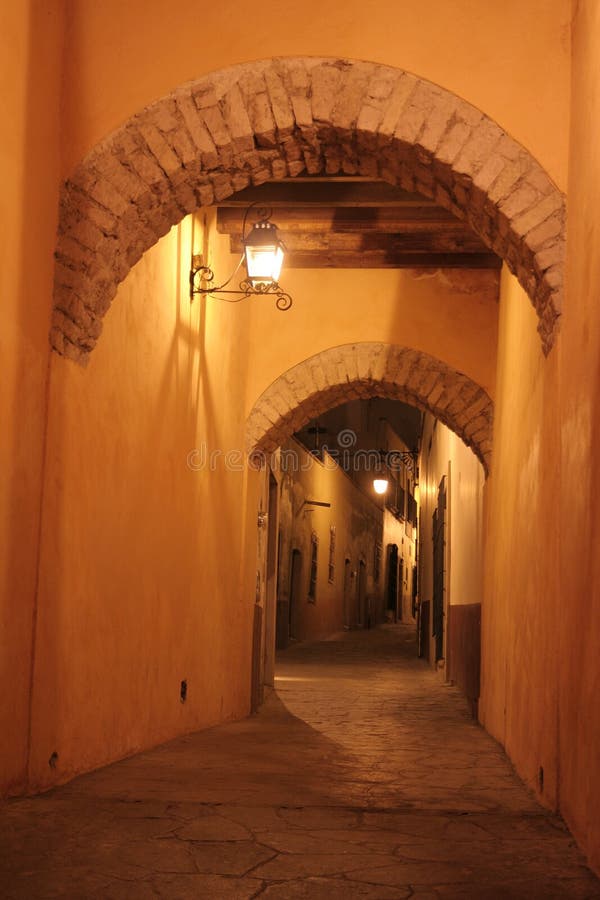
[373,478,389,495]
[243,221,284,286]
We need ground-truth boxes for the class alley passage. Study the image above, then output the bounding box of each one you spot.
[2,626,599,899]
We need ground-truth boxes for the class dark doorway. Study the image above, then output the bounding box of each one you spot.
[386,543,399,620]
[250,599,263,714]
[398,556,404,621]
[432,475,447,663]
[358,559,367,627]
[289,549,302,641]
[343,558,352,629]
[263,474,279,687]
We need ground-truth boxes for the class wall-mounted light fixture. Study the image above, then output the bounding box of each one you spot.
[190,205,292,310]
[372,449,418,495]
[373,478,389,495]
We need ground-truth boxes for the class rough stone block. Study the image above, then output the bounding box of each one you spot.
[512,192,565,240]
[199,105,232,152]
[210,172,234,201]
[486,154,532,205]
[195,181,215,207]
[222,84,255,152]
[311,63,344,123]
[271,158,288,180]
[357,104,384,136]
[71,217,105,252]
[436,121,472,167]
[472,153,507,195]
[331,64,374,130]
[419,96,458,155]
[169,127,199,169]
[378,73,417,140]
[264,67,295,135]
[55,234,94,269]
[245,87,277,147]
[288,159,306,178]
[87,178,130,217]
[454,120,503,177]
[191,80,218,110]
[499,182,539,220]
[175,93,220,169]
[137,122,182,177]
[127,148,165,188]
[526,213,563,252]
[535,240,564,273]
[147,98,180,134]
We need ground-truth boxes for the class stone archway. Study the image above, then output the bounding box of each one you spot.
[245,343,493,474]
[52,57,565,364]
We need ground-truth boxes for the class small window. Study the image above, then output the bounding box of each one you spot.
[407,492,417,528]
[308,531,318,602]
[328,525,336,583]
[374,541,382,584]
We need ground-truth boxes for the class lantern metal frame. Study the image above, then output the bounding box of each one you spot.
[189,205,292,311]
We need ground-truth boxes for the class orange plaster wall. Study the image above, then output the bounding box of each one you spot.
[0,1,64,795]
[558,0,600,872]
[61,0,571,190]
[193,221,499,420]
[480,268,560,812]
[30,219,256,788]
[241,265,499,415]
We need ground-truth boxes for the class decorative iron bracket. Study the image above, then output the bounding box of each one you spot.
[189,257,292,311]
[381,449,419,472]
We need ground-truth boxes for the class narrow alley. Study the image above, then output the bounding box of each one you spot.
[1,625,598,899]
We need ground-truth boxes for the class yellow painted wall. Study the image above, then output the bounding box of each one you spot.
[480,267,560,810]
[29,217,257,788]
[60,0,571,189]
[200,219,499,412]
[0,0,64,794]
[558,0,600,872]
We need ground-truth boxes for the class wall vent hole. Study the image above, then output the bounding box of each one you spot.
[180,680,187,703]
[48,751,58,769]
[538,766,544,792]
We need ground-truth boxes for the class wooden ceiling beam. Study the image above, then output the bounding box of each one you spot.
[230,230,492,255]
[217,206,461,234]
[275,251,502,269]
[214,179,438,208]
[215,178,500,271]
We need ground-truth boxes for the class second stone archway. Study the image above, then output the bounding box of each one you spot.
[245,343,493,473]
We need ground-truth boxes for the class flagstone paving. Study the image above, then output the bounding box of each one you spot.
[1,625,599,898]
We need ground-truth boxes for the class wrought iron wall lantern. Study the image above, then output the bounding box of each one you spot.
[371,449,419,496]
[189,205,292,310]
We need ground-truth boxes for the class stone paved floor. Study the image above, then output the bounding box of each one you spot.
[1,624,599,899]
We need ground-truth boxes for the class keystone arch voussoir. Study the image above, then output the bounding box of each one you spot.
[245,343,494,474]
[52,57,565,364]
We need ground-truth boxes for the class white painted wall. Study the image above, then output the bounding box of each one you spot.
[419,414,485,666]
